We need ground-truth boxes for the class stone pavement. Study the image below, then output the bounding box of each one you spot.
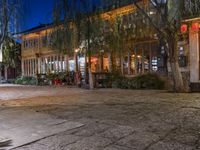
[0,86,200,149]
[0,108,84,150]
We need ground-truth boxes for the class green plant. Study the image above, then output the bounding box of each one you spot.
[58,72,66,81]
[47,74,57,81]
[15,76,37,85]
[112,73,165,90]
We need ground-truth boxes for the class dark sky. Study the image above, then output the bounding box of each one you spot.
[23,0,55,31]
[23,0,103,31]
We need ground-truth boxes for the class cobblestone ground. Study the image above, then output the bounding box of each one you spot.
[0,85,200,150]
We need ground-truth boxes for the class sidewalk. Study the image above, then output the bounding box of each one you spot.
[0,108,84,150]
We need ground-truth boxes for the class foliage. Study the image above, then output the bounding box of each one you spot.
[2,38,20,67]
[112,73,165,90]
[0,0,22,47]
[182,0,200,18]
[50,27,74,55]
[133,0,190,92]
[46,73,57,81]
[15,76,37,85]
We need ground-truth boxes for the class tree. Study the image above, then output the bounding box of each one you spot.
[133,0,188,92]
[51,0,79,73]
[51,0,104,88]
[0,0,22,82]
[1,37,20,80]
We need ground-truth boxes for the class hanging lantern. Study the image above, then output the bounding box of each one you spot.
[192,22,199,32]
[181,24,188,33]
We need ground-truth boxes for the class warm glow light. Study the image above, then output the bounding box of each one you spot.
[137,55,141,58]
[75,49,79,53]
[181,24,187,33]
[192,22,199,32]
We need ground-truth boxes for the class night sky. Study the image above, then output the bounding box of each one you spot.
[23,0,55,31]
[23,0,103,31]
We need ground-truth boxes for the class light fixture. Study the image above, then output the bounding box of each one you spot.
[75,48,79,53]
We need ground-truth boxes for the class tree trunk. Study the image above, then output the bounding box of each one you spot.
[87,18,94,89]
[89,68,94,89]
[170,61,185,92]
[0,63,2,84]
[65,55,69,72]
[4,65,8,81]
[111,51,116,73]
[108,53,112,72]
[120,53,124,75]
[168,36,187,92]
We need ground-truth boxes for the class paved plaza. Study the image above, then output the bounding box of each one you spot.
[0,85,200,150]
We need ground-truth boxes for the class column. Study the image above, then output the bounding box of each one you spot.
[53,56,55,72]
[189,29,200,82]
[24,60,27,76]
[33,59,35,76]
[30,59,33,76]
[56,55,60,72]
[21,59,24,76]
[44,57,47,74]
[27,59,30,76]
[49,56,52,73]
[38,57,41,74]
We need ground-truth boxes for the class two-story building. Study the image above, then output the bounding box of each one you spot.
[20,0,160,78]
[19,0,200,88]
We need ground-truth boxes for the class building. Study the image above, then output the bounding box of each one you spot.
[19,0,200,86]
[181,0,200,86]
[20,0,160,77]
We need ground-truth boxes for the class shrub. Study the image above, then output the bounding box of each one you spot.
[15,76,23,84]
[58,72,66,81]
[15,76,37,85]
[134,73,165,89]
[112,73,165,90]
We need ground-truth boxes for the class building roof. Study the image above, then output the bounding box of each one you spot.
[17,23,54,36]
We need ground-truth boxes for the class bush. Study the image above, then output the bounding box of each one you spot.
[15,76,37,85]
[112,73,165,90]
[15,76,23,84]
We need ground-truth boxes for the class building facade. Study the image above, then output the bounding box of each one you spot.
[20,0,200,85]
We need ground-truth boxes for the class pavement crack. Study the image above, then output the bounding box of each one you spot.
[143,126,179,150]
[103,131,135,149]
[181,106,200,110]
